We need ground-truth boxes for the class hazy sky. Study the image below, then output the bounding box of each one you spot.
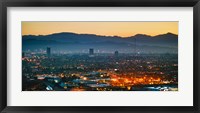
[22,22,178,37]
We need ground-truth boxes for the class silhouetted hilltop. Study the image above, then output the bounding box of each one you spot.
[22,32,178,54]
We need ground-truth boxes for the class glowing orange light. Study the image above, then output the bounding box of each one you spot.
[83,77,87,80]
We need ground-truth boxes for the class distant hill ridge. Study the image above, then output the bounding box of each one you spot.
[23,32,177,38]
[22,32,178,54]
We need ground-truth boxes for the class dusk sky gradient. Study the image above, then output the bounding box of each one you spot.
[22,22,178,37]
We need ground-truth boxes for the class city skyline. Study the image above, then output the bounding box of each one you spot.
[22,22,178,37]
[22,22,178,91]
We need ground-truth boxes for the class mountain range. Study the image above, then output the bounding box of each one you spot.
[22,32,178,54]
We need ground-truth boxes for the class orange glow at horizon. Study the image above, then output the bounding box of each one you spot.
[22,22,178,37]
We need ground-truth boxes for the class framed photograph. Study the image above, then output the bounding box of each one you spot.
[0,0,200,113]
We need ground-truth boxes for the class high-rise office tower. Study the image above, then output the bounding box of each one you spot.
[22,52,25,58]
[114,51,119,57]
[47,47,51,57]
[89,48,94,55]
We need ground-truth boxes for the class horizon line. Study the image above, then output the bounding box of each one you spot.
[22,31,178,38]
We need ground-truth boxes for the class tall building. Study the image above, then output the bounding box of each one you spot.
[47,47,51,57]
[22,52,25,58]
[114,51,119,57]
[89,48,94,57]
[89,48,94,55]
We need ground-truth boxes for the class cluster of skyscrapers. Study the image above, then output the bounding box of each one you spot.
[22,47,120,58]
[44,47,119,57]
